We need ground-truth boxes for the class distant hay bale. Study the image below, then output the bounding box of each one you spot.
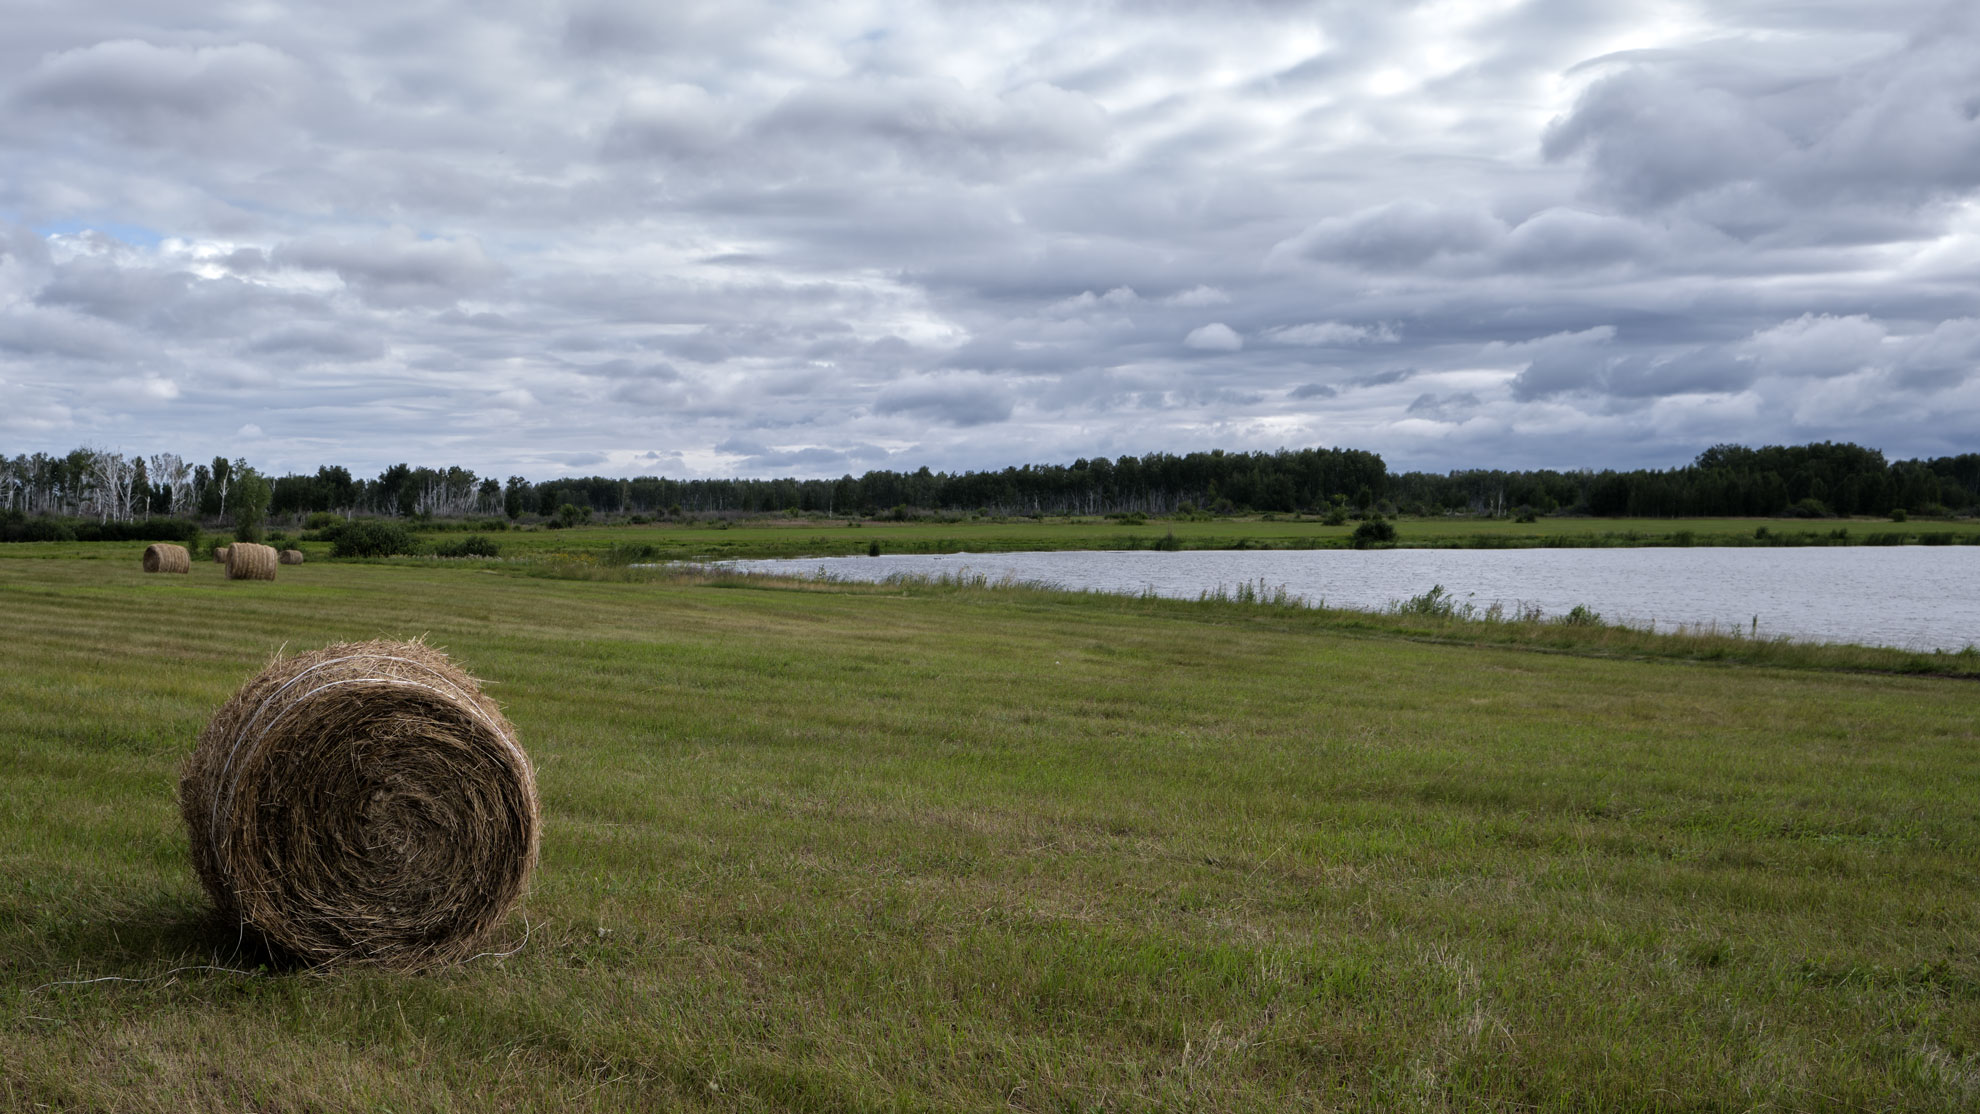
[143,543,191,574]
[180,640,539,969]
[214,545,231,564]
[225,542,278,581]
[279,549,305,565]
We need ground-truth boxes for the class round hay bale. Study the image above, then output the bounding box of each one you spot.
[180,640,538,969]
[143,543,191,574]
[225,542,278,581]
[213,545,231,564]
[279,548,305,565]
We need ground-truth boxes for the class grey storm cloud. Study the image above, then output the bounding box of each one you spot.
[1274,200,1503,270]
[874,375,1016,427]
[247,327,389,362]
[272,232,506,308]
[0,0,1976,478]
[11,39,310,152]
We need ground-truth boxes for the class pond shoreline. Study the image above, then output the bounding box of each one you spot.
[717,545,1980,654]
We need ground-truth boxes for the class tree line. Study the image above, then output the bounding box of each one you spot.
[3,441,1976,531]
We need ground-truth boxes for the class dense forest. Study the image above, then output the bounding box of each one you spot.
[3,441,1976,533]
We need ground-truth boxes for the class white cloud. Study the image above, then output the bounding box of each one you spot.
[1164,285,1230,307]
[1266,321,1398,346]
[0,0,1972,478]
[1183,322,1242,351]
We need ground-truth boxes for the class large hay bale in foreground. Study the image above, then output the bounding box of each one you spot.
[143,543,191,574]
[279,549,305,565]
[213,545,231,564]
[180,640,538,969]
[225,542,278,581]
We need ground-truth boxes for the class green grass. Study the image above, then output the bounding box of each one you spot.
[11,513,1979,566]
[455,513,1980,563]
[3,556,1978,1110]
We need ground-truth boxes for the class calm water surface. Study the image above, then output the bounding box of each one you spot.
[724,546,1980,652]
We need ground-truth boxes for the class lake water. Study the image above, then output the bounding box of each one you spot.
[721,547,1980,652]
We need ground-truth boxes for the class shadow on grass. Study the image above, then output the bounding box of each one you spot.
[15,889,282,993]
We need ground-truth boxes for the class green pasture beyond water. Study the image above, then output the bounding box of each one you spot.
[2,555,1978,1110]
[413,512,1980,565]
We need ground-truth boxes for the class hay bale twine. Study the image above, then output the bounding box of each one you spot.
[214,545,231,564]
[180,640,539,969]
[225,542,278,581]
[143,543,191,574]
[279,549,305,565]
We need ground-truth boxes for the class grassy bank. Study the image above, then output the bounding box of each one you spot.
[3,557,1978,1110]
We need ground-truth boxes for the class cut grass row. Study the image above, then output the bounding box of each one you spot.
[2,557,1977,1110]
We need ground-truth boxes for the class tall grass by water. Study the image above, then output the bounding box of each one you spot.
[2,554,1977,1110]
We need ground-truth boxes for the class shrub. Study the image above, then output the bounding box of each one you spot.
[305,511,346,531]
[330,520,419,558]
[432,535,500,558]
[1392,585,1460,618]
[1786,497,1832,518]
[2,517,77,543]
[1890,508,1908,522]
[1561,604,1604,627]
[1322,507,1349,526]
[1514,507,1539,523]
[68,517,200,544]
[867,540,882,557]
[1351,519,1397,548]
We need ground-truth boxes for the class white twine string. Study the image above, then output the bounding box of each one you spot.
[29,964,263,995]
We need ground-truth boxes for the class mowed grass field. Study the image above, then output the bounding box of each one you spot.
[2,554,1977,1111]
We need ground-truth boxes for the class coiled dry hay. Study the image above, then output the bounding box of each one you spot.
[226,542,278,581]
[143,543,191,574]
[279,549,305,565]
[214,545,231,564]
[180,640,539,969]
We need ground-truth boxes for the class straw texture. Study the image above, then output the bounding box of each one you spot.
[225,542,278,581]
[180,640,539,969]
[143,543,191,574]
[279,549,305,565]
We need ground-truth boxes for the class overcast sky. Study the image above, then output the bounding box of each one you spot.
[3,0,1977,480]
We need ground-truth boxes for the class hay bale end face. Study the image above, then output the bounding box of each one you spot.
[143,543,191,574]
[225,542,278,581]
[213,545,231,564]
[279,549,305,565]
[180,640,539,969]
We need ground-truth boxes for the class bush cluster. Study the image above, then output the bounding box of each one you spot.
[0,513,200,544]
[329,520,420,558]
[431,535,500,558]
[1351,518,1398,547]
